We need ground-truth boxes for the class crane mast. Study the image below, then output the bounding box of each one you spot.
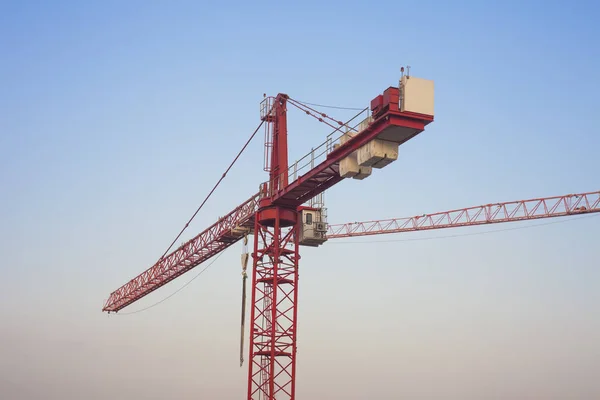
[247,94,299,399]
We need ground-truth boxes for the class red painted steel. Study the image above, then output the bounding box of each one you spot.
[327,191,600,239]
[247,208,299,400]
[102,193,260,312]
[249,93,299,399]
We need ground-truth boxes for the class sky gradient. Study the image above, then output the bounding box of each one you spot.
[1,1,599,399]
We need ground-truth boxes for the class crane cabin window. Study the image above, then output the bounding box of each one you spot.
[305,212,312,225]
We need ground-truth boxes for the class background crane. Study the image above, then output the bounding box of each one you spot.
[102,73,598,400]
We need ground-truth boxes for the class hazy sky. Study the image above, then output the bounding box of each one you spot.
[1,1,599,399]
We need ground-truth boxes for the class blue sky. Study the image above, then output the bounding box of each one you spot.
[1,1,599,399]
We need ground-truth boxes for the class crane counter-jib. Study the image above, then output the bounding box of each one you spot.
[268,109,434,207]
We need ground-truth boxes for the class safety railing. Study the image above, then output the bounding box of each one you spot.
[259,107,372,203]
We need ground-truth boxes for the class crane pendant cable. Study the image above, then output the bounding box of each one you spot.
[157,119,264,262]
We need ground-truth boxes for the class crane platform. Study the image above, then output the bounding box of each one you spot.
[271,108,433,207]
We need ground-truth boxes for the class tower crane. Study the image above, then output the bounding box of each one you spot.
[102,71,599,399]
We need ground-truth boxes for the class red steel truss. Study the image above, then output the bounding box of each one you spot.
[248,94,299,400]
[327,191,600,239]
[102,193,260,312]
[247,208,299,400]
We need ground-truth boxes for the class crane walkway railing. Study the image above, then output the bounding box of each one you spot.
[260,108,371,206]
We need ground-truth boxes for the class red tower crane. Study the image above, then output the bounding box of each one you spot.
[102,73,599,399]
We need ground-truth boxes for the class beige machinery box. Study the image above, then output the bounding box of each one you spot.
[400,76,434,116]
[298,209,327,247]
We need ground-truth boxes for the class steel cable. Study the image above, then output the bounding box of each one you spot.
[156,119,265,262]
